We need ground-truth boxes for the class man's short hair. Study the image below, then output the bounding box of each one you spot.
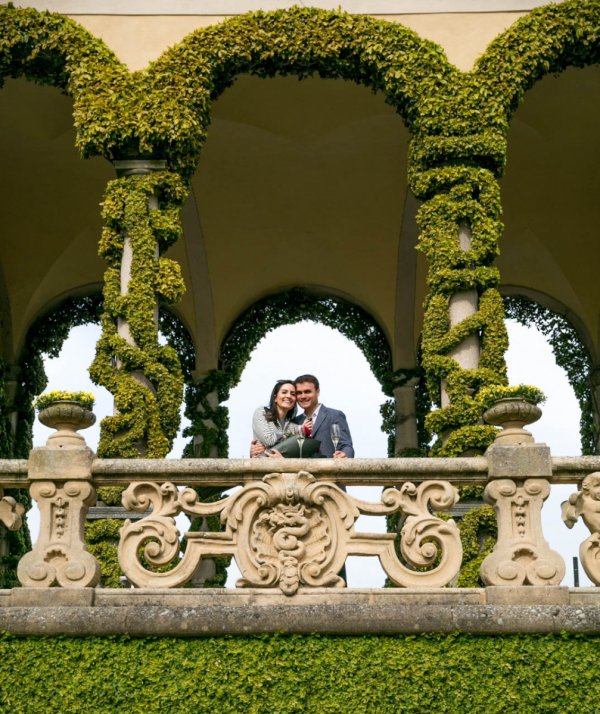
[294,374,320,390]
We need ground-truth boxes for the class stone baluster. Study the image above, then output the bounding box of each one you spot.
[480,399,565,585]
[17,401,100,588]
[441,223,480,408]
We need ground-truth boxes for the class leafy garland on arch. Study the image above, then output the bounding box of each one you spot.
[504,295,596,455]
[221,288,395,393]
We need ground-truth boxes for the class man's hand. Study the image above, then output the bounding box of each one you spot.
[333,451,347,459]
[265,449,283,458]
[301,418,313,436]
[250,440,265,458]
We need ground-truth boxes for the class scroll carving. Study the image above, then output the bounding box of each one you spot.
[481,478,565,586]
[17,481,100,588]
[562,472,600,585]
[0,489,24,531]
[118,471,462,594]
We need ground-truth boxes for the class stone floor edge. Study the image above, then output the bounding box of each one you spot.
[1,587,600,636]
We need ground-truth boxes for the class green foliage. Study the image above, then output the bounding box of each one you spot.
[96,487,124,507]
[478,383,546,411]
[456,504,497,588]
[182,371,231,458]
[1,633,600,712]
[221,288,395,394]
[34,391,95,411]
[86,519,122,588]
[90,172,187,458]
[505,295,595,454]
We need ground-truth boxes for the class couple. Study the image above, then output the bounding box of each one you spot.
[251,374,354,459]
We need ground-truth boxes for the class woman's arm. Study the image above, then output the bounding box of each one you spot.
[252,407,283,447]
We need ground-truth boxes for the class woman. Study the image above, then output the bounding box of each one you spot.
[251,380,300,457]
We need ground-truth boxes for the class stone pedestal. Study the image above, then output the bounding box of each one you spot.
[17,405,100,588]
[481,438,565,586]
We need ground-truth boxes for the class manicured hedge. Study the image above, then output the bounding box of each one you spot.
[0,632,599,712]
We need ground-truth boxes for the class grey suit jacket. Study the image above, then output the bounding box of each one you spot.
[302,404,354,458]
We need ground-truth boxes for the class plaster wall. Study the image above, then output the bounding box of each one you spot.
[71,12,527,72]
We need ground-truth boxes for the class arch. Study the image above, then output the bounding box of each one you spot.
[146,8,457,176]
[503,291,595,455]
[0,5,131,159]
[474,1,600,124]
[219,288,395,395]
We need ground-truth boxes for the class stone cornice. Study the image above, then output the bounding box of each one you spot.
[3,587,600,635]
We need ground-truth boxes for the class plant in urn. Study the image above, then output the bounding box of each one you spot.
[35,391,96,449]
[479,384,545,445]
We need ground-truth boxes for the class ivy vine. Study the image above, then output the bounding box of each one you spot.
[89,172,187,458]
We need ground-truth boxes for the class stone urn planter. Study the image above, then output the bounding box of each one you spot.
[482,397,542,445]
[38,400,96,449]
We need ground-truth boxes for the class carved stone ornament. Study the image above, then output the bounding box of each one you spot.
[118,471,462,594]
[0,488,25,531]
[481,478,565,586]
[17,481,101,588]
[561,472,600,585]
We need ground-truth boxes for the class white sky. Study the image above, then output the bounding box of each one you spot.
[30,318,590,587]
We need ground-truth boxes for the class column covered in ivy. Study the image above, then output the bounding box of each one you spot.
[90,163,187,458]
[410,147,509,456]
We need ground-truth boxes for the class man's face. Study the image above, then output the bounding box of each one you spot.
[295,382,320,414]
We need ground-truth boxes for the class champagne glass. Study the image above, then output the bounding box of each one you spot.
[297,428,305,458]
[331,423,341,452]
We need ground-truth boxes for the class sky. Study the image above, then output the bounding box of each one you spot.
[31,319,590,587]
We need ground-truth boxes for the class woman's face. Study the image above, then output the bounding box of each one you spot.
[275,383,296,412]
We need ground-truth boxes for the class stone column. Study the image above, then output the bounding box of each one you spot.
[4,365,20,446]
[480,401,564,586]
[393,381,419,453]
[441,223,480,408]
[113,160,166,395]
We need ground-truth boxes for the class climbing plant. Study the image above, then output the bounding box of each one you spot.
[89,172,187,458]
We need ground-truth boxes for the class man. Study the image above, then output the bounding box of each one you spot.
[252,374,354,458]
[293,374,354,458]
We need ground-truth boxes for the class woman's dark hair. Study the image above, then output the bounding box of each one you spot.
[264,380,296,423]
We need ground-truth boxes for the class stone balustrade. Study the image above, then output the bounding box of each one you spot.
[2,439,600,593]
[2,403,600,634]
